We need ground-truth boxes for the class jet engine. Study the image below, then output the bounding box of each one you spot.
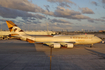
[64,43,74,48]
[50,43,61,48]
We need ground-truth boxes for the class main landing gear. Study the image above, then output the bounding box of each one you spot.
[90,44,93,48]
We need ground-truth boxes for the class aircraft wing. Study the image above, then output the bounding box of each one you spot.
[35,41,75,48]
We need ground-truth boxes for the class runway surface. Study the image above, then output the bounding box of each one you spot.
[0,39,105,70]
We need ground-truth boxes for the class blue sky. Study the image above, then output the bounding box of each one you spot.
[0,0,105,31]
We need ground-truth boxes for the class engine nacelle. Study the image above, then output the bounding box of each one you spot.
[50,43,61,48]
[65,43,74,48]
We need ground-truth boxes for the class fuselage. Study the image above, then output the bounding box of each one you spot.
[35,34,102,45]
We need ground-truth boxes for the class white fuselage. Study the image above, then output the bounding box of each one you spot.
[34,34,102,45]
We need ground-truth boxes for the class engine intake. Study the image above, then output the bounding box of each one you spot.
[50,43,61,48]
[65,43,74,48]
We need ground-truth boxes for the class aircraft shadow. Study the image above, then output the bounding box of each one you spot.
[85,48,105,59]
[0,42,92,70]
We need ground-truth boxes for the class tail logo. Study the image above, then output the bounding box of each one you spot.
[6,21,24,32]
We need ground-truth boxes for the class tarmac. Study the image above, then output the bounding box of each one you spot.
[0,39,105,70]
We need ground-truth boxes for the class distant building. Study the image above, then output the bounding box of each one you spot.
[99,30,105,32]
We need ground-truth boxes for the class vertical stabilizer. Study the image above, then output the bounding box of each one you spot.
[6,21,35,43]
[6,21,26,36]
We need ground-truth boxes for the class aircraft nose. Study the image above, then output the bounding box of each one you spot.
[93,36,102,43]
[97,38,102,43]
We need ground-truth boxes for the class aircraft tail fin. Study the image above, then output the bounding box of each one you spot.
[6,21,26,36]
[6,21,35,43]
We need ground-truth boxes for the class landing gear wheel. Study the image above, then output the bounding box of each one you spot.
[90,45,92,48]
[90,44,93,48]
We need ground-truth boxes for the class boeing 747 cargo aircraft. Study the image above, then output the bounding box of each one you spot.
[6,21,102,48]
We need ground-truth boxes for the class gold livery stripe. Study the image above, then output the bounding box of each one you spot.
[10,34,19,36]
[26,38,35,43]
